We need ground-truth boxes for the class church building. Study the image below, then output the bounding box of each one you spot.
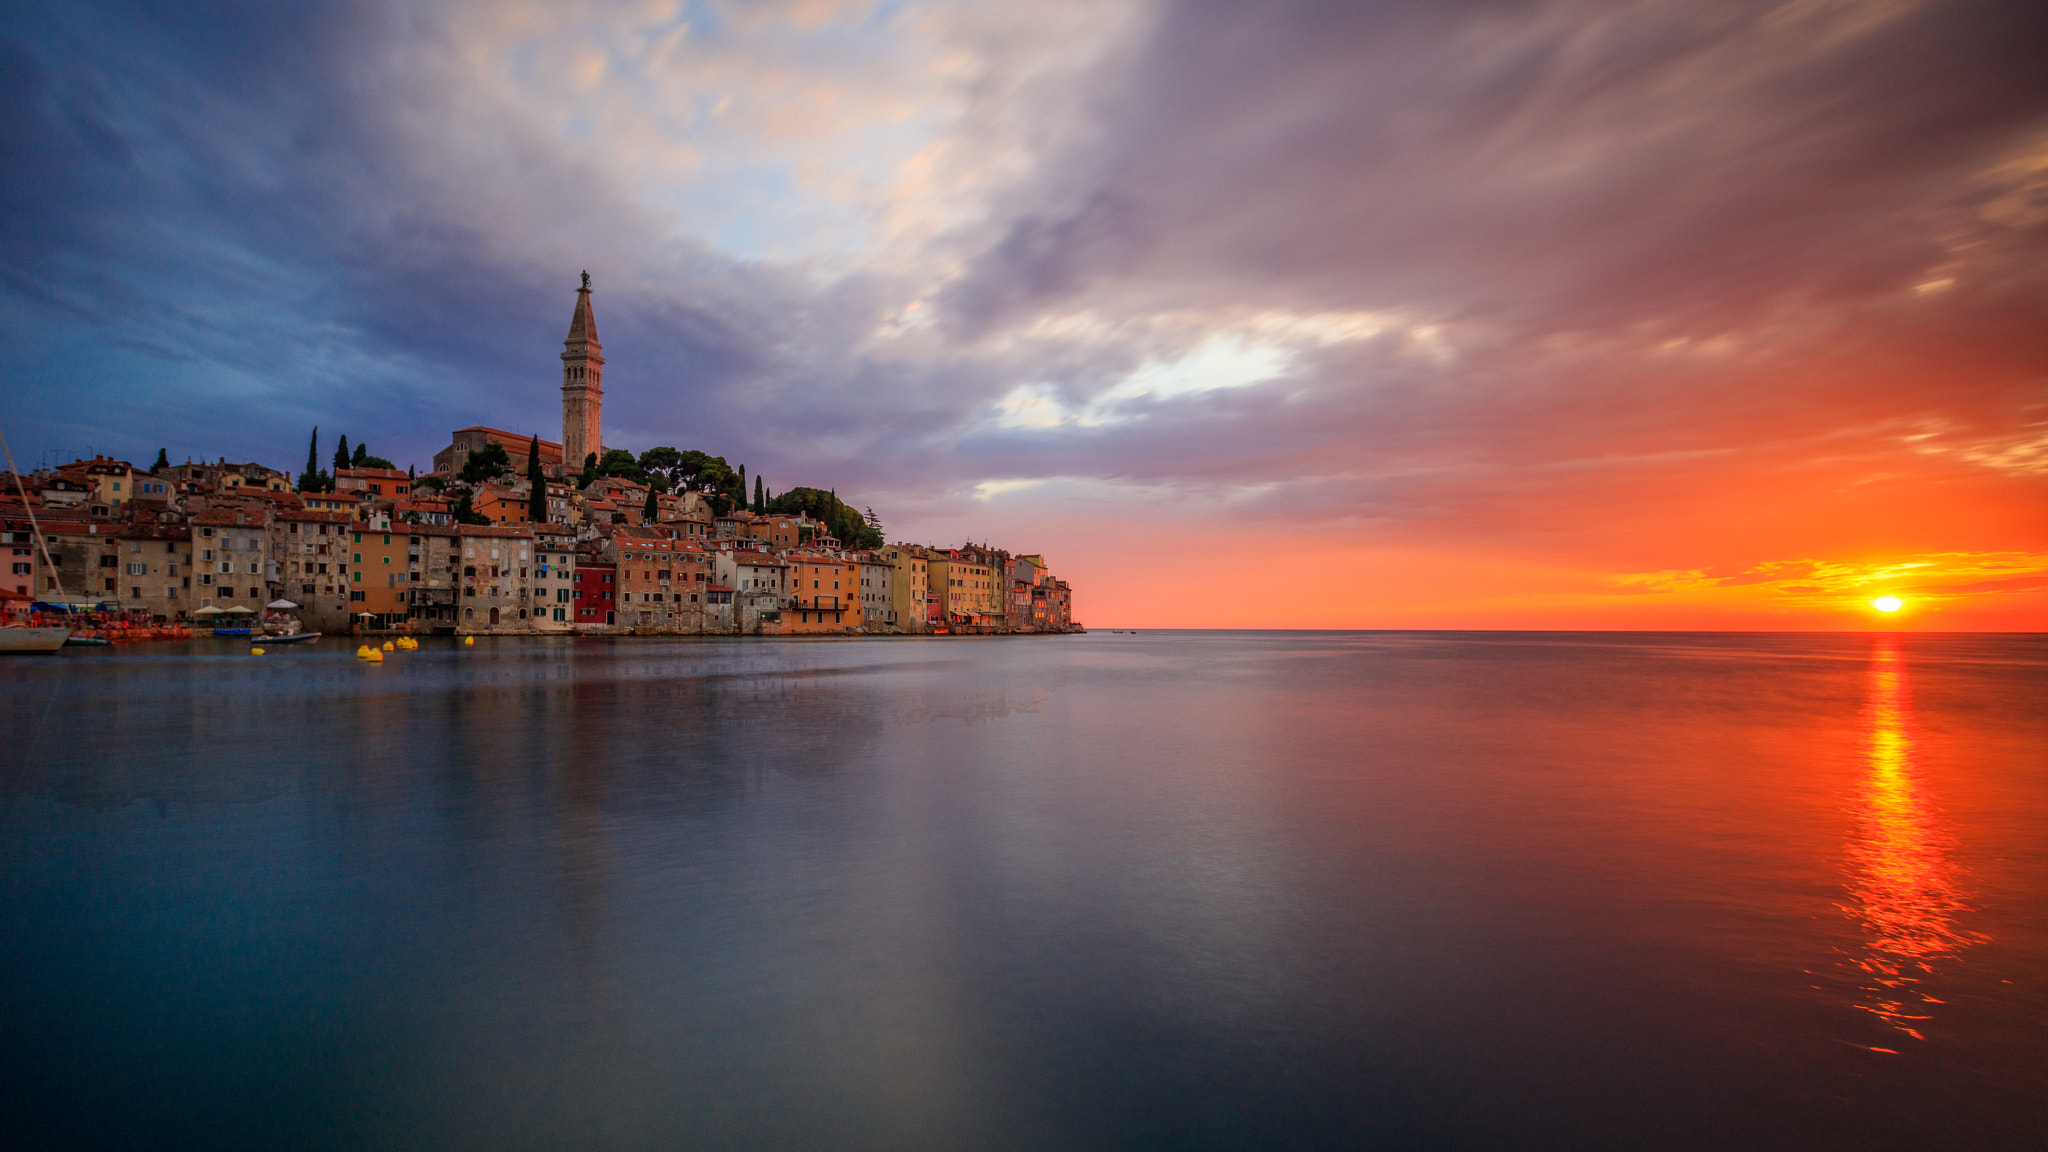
[560,271,603,470]
[433,273,604,480]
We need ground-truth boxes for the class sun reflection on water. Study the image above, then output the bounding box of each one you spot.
[1841,639,1981,1043]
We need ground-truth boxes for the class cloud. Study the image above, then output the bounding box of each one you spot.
[0,0,2043,625]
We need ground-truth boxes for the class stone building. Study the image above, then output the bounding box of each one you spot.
[532,527,579,632]
[272,509,356,632]
[456,524,537,632]
[113,524,193,621]
[560,272,604,470]
[190,507,272,611]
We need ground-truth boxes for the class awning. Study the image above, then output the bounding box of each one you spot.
[222,605,256,615]
[192,605,225,616]
[36,595,105,609]
[266,599,299,609]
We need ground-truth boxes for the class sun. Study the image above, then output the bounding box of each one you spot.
[1872,595,1903,613]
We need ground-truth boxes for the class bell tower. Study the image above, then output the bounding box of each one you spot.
[561,271,604,469]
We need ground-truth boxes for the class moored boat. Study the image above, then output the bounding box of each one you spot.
[1,626,73,654]
[263,632,321,644]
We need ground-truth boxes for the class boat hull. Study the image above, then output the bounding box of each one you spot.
[0,627,73,654]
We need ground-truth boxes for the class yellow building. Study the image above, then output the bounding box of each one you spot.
[881,544,932,631]
[934,547,1001,626]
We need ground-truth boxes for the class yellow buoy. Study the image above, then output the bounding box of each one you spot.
[382,640,395,651]
[464,636,474,646]
[365,648,383,663]
[356,645,372,658]
[249,647,265,655]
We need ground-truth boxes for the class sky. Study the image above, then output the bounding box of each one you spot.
[3,0,2044,629]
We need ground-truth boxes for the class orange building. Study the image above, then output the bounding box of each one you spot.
[785,552,856,632]
[347,526,412,628]
[471,483,532,525]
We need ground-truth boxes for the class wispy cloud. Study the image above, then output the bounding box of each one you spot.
[1,0,2043,624]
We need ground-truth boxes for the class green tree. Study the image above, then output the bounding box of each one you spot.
[332,435,350,473]
[753,475,764,514]
[578,452,597,488]
[449,492,491,525]
[151,448,169,473]
[763,486,881,548]
[459,441,512,484]
[642,487,658,523]
[595,448,644,483]
[300,429,320,490]
[350,443,395,469]
[637,446,685,490]
[526,435,547,523]
[414,474,444,492]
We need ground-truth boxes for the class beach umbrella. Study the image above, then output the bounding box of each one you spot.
[224,605,255,614]
[192,606,224,616]
[267,599,299,609]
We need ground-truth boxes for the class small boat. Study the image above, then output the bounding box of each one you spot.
[213,627,254,636]
[0,626,73,654]
[63,635,112,647]
[263,633,321,644]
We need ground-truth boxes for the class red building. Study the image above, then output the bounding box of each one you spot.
[573,561,615,626]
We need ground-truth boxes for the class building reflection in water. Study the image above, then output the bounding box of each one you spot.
[1841,638,1981,1043]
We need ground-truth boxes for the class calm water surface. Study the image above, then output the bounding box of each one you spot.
[2,631,2044,1150]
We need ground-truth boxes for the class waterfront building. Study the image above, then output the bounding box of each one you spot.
[532,527,578,631]
[572,560,616,628]
[879,544,931,632]
[2,516,39,601]
[271,509,353,631]
[346,525,411,628]
[455,524,537,631]
[608,527,707,633]
[710,546,788,634]
[405,526,463,631]
[190,508,272,610]
[856,554,895,628]
[784,552,855,632]
[114,524,192,621]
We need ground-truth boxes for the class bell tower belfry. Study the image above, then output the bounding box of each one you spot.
[561,271,604,470]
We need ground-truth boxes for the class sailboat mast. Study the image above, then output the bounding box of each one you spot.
[0,424,65,600]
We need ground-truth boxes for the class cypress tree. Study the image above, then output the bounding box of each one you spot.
[642,486,658,523]
[332,435,349,474]
[151,448,169,473]
[753,475,764,513]
[579,452,597,489]
[527,435,547,523]
[737,465,746,507]
[300,428,319,492]
[351,442,369,468]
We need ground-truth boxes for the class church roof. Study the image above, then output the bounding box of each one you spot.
[567,281,599,343]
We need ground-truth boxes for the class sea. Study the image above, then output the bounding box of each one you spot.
[1,631,2043,1150]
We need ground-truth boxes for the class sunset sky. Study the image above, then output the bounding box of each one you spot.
[4,0,2044,629]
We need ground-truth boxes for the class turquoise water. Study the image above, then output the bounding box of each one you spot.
[2,632,2044,1149]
